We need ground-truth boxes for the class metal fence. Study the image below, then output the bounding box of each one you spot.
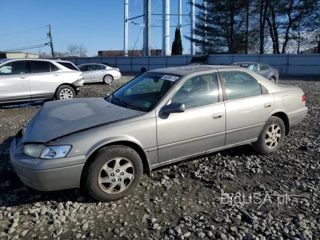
[64,54,320,76]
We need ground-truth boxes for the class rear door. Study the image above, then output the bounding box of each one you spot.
[29,60,62,99]
[89,64,104,82]
[0,60,31,103]
[219,70,274,146]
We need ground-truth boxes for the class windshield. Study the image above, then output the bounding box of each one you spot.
[107,72,180,112]
[0,59,10,65]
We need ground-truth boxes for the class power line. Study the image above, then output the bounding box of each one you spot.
[0,25,47,37]
[133,27,143,51]
[5,43,50,52]
[0,38,48,48]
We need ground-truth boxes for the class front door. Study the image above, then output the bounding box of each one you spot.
[0,60,31,103]
[219,70,274,146]
[156,72,226,165]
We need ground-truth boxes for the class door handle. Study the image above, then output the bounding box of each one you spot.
[213,112,224,119]
[264,102,272,108]
[19,76,26,79]
[54,74,59,76]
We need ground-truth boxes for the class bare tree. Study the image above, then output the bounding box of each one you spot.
[39,52,51,58]
[78,45,88,57]
[54,51,68,57]
[67,44,79,56]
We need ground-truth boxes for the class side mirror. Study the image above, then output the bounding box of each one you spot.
[161,102,185,114]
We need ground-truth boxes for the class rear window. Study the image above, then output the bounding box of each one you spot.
[31,61,50,73]
[57,62,79,71]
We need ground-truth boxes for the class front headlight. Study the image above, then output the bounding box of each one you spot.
[23,144,71,159]
[23,144,45,158]
[40,146,71,159]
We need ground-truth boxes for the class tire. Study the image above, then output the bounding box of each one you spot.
[103,75,114,85]
[270,76,277,83]
[85,145,143,202]
[252,116,285,155]
[55,85,75,100]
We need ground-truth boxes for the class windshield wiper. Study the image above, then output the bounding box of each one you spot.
[110,94,131,109]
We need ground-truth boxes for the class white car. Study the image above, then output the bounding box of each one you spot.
[0,59,84,105]
[77,63,121,84]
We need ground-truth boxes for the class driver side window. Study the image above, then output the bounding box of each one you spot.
[171,73,219,109]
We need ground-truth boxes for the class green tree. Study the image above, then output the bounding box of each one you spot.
[171,28,183,55]
[187,0,247,54]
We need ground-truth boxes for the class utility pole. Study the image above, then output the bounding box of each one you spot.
[190,0,195,55]
[143,0,151,56]
[48,25,55,58]
[124,0,129,56]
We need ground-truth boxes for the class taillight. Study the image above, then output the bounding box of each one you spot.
[302,95,306,101]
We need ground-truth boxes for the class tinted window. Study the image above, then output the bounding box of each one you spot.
[0,61,27,75]
[50,63,59,71]
[31,61,50,73]
[259,64,269,71]
[79,66,89,72]
[57,62,79,71]
[171,73,219,109]
[221,71,262,101]
[89,65,104,70]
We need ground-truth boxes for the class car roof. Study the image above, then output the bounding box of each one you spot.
[149,65,234,76]
[233,62,270,65]
[0,58,73,63]
[77,63,106,66]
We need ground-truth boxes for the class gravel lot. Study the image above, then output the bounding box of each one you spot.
[0,75,319,239]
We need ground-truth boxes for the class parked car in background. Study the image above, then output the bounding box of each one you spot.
[77,63,121,84]
[187,62,206,66]
[231,62,279,83]
[0,59,84,105]
[10,65,308,202]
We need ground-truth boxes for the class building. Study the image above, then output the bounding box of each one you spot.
[98,49,162,57]
[0,52,39,59]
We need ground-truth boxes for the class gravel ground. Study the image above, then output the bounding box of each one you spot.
[0,75,319,239]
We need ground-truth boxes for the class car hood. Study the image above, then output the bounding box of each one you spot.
[21,98,144,143]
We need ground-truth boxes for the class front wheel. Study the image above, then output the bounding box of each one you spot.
[103,75,114,85]
[85,145,143,202]
[55,85,75,100]
[252,116,285,155]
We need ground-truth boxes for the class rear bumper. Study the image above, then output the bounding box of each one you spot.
[10,137,86,191]
[289,107,308,127]
[113,72,122,80]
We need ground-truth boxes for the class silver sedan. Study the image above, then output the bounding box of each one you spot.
[77,63,121,84]
[231,62,279,83]
[10,65,307,202]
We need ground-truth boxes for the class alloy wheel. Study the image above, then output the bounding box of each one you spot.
[265,124,281,149]
[98,157,135,194]
[59,88,74,99]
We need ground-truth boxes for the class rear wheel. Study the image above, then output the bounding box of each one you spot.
[270,77,276,83]
[55,85,75,100]
[103,75,114,85]
[252,116,285,155]
[85,145,143,202]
